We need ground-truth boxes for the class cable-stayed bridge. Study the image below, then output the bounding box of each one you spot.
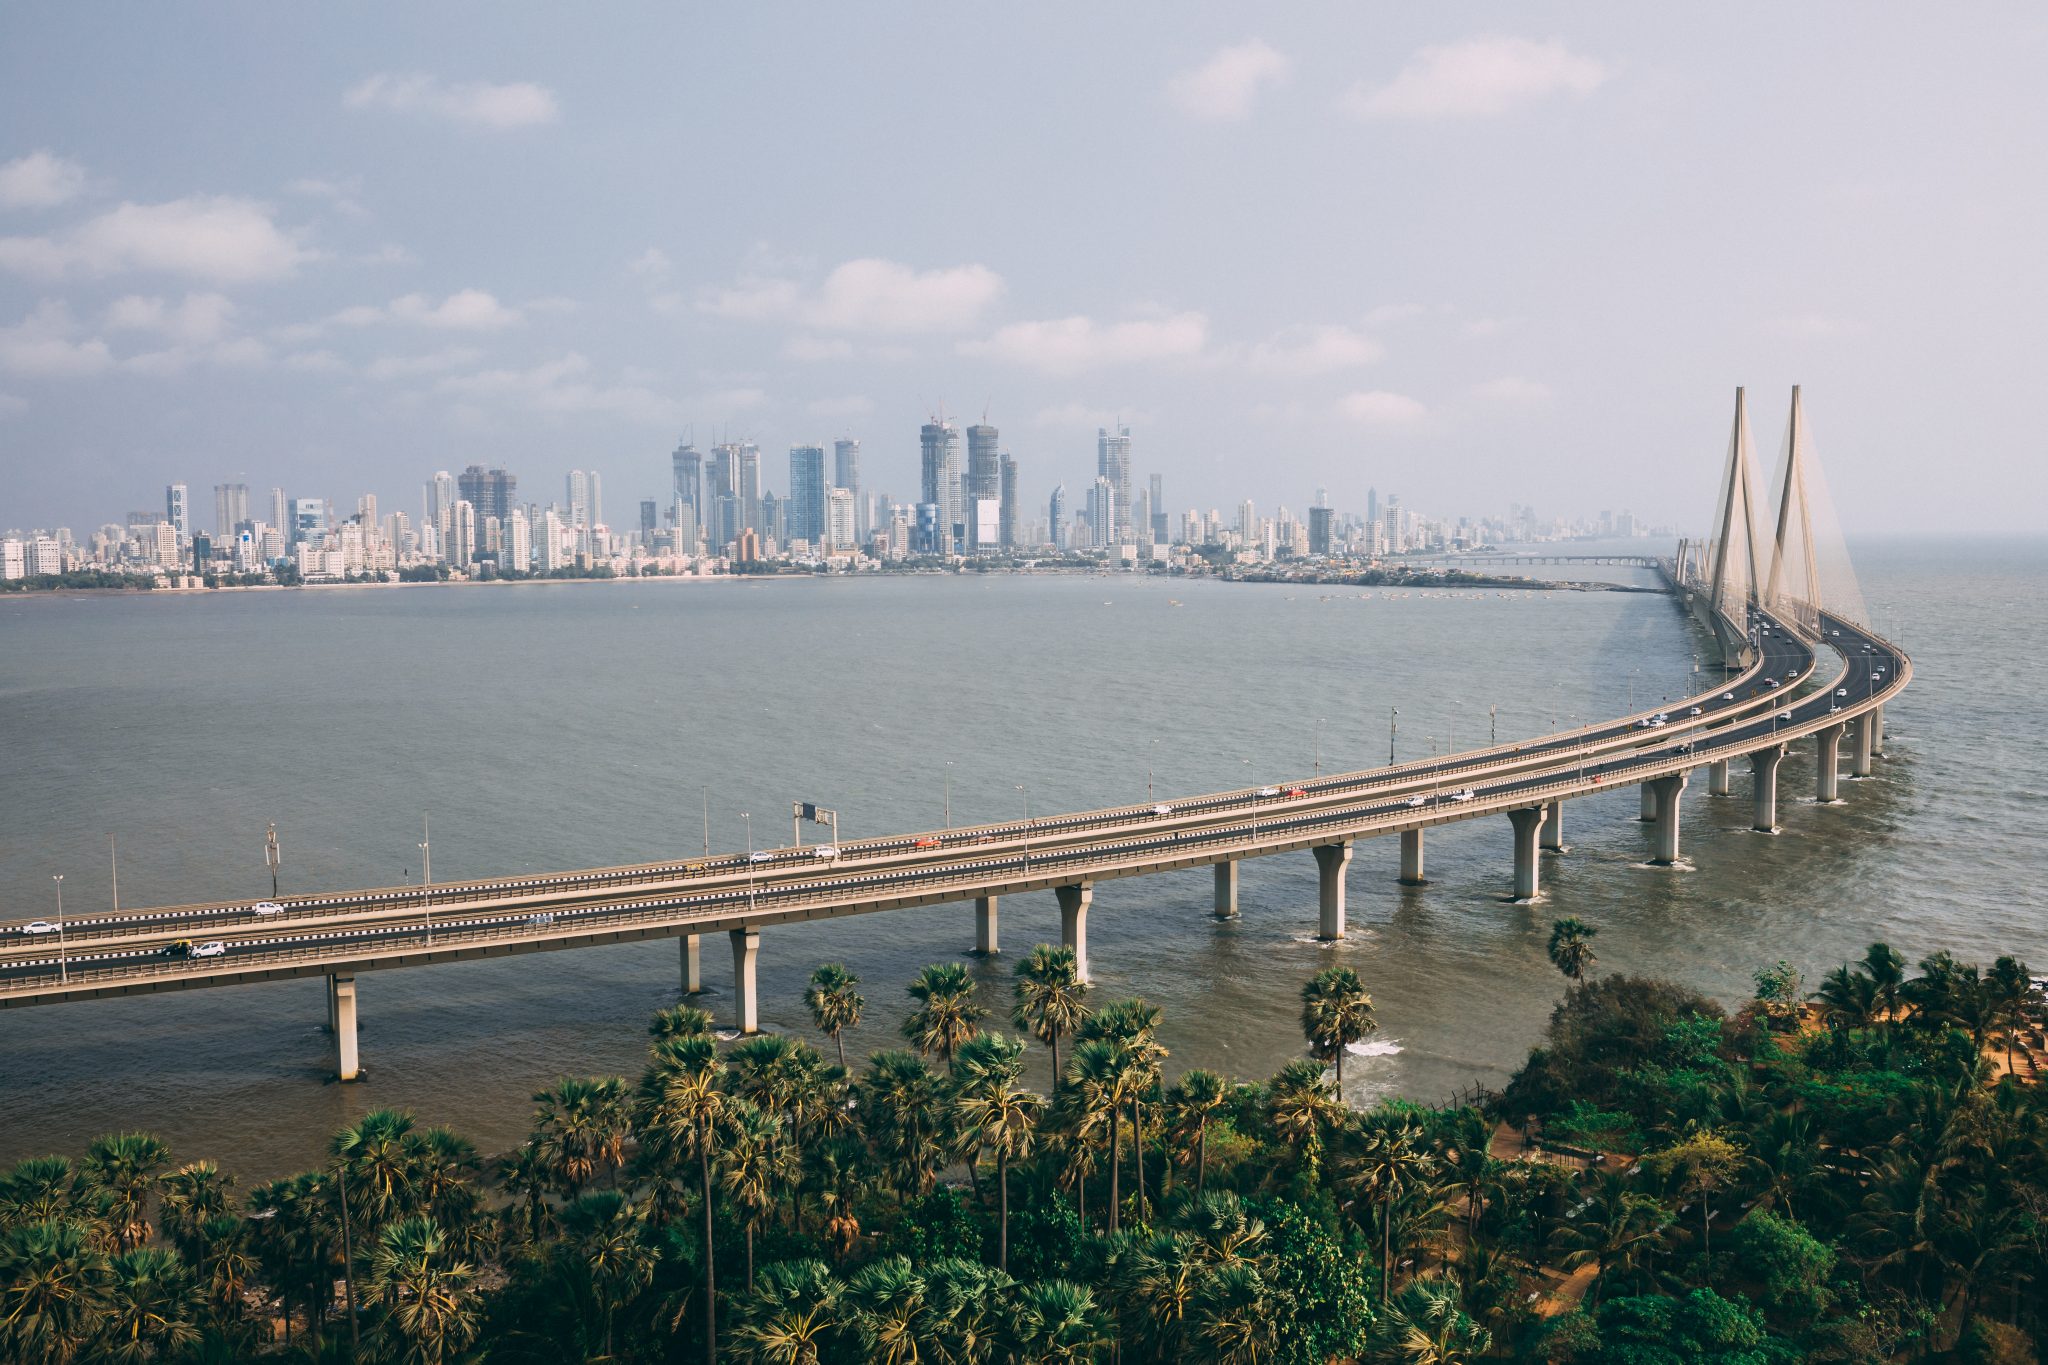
[0,388,1908,1082]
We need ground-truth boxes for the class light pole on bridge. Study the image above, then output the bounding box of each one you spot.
[1314,717,1326,778]
[53,874,67,986]
[1389,708,1398,766]
[943,762,954,829]
[1017,784,1031,871]
[741,812,756,912]
[265,823,280,900]
[419,814,432,945]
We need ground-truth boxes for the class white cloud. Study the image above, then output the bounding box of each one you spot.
[699,257,1003,333]
[1336,390,1428,426]
[784,335,855,362]
[121,335,272,376]
[1473,376,1553,402]
[365,346,485,381]
[288,176,367,217]
[0,151,88,209]
[437,352,683,426]
[344,73,560,130]
[1464,315,1521,338]
[1340,36,1606,120]
[0,301,112,376]
[105,292,237,344]
[336,289,523,331]
[963,311,1209,374]
[1166,40,1291,122]
[359,243,414,266]
[809,395,874,419]
[281,350,346,373]
[1363,303,1427,327]
[1247,323,1383,375]
[0,196,313,283]
[627,247,673,280]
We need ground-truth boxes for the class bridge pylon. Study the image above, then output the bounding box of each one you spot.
[1699,386,1767,664]
[1762,385,1869,635]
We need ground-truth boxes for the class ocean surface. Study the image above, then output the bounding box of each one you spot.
[1,536,2040,1180]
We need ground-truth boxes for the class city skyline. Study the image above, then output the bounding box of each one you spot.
[3,8,2043,536]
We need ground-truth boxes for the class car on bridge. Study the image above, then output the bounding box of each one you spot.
[1451,789,1475,802]
[913,837,941,849]
[1406,795,1429,807]
[1837,688,1849,697]
[813,846,840,859]
[251,901,283,918]
[1256,786,1280,798]
[1152,804,1173,816]
[22,920,59,935]
[749,851,776,863]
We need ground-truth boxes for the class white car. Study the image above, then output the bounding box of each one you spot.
[191,941,226,958]
[1689,706,1703,716]
[251,901,284,917]
[749,851,776,864]
[1836,688,1848,697]
[1256,786,1280,798]
[1722,692,1735,700]
[1152,804,1173,816]
[526,912,556,926]
[22,920,59,935]
[1406,795,1428,808]
[1451,789,1475,802]
[813,846,840,859]
[1648,717,1667,728]
[1870,672,1882,682]
[1767,678,1781,688]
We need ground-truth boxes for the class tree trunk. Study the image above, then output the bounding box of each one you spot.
[1381,1201,1392,1305]
[1197,1122,1208,1198]
[1050,1034,1061,1095]
[1336,1044,1345,1097]
[834,1030,847,1071]
[999,1152,1010,1273]
[746,1223,756,1291]
[1108,1107,1122,1235]
[701,1147,716,1365]
[1132,1096,1146,1221]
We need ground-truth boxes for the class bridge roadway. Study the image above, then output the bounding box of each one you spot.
[0,607,1906,1080]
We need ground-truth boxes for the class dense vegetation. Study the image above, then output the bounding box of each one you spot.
[2,934,2041,1363]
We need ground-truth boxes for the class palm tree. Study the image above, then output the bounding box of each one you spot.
[560,1191,659,1359]
[923,1258,1013,1362]
[331,1108,423,1236]
[1813,963,1879,1034]
[1557,1172,1670,1303]
[530,1077,632,1198]
[1268,1058,1345,1183]
[1015,943,1091,1092]
[729,1258,841,1365]
[1367,1276,1491,1364]
[1301,966,1378,1097]
[951,1033,1044,1272]
[843,1256,935,1365]
[1014,1280,1111,1364]
[194,1214,256,1329]
[856,1050,952,1201]
[727,1033,808,1122]
[156,1161,235,1263]
[99,1245,200,1363]
[1546,917,1598,988]
[1189,1260,1277,1364]
[364,1214,480,1365]
[904,962,988,1069]
[633,1033,729,1365]
[1986,955,2037,1077]
[1178,1190,1269,1268]
[798,1135,871,1266]
[1081,999,1168,1221]
[0,1216,113,1365]
[1165,1070,1230,1197]
[650,1003,717,1041]
[1346,1114,1438,1305]
[1119,1230,1205,1360]
[82,1132,171,1253]
[1068,1038,1137,1234]
[1863,941,1907,1043]
[804,963,865,1069]
[0,1156,97,1230]
[721,1100,798,1290]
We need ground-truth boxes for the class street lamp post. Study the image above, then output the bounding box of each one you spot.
[109,835,118,913]
[1490,704,1498,747]
[265,823,280,899]
[1389,708,1399,766]
[1314,716,1326,778]
[943,763,954,828]
[419,815,432,945]
[53,874,66,985]
[1016,784,1031,871]
[741,812,755,911]
[702,788,710,858]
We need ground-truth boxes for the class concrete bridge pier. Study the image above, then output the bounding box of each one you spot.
[1541,801,1567,853]
[1507,807,1548,900]
[1752,744,1787,832]
[1708,759,1731,796]
[1314,842,1352,939]
[1398,829,1427,886]
[1872,704,1886,755]
[1851,714,1874,778]
[1213,861,1239,919]
[974,896,999,956]
[1815,723,1845,803]
[1649,773,1690,865]
[1638,783,1658,821]
[679,934,702,994]
[729,928,760,1035]
[325,972,338,1035]
[1057,882,1094,983]
[330,974,360,1082]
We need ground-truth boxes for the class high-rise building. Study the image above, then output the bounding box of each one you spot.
[1087,476,1116,549]
[214,483,249,536]
[639,499,658,541]
[965,423,1000,553]
[290,497,327,546]
[458,466,517,526]
[451,500,478,566]
[1049,484,1068,551]
[788,444,827,546]
[999,452,1019,549]
[429,471,456,544]
[504,507,531,572]
[1308,506,1335,556]
[0,539,24,581]
[270,487,289,540]
[1096,426,1132,543]
[1238,500,1257,541]
[671,440,702,524]
[1149,473,1167,542]
[919,417,960,552]
[833,438,862,536]
[733,445,760,533]
[826,487,856,551]
[165,484,189,536]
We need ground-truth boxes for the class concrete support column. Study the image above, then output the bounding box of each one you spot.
[325,972,339,1035]
[1507,807,1547,901]
[1871,703,1886,756]
[1851,713,1874,777]
[1708,759,1731,796]
[1752,744,1787,833]
[1639,783,1658,821]
[1541,801,1567,852]
[1213,861,1239,919]
[1815,723,1844,804]
[1649,773,1690,865]
[1056,882,1093,983]
[332,974,360,1082]
[1314,842,1353,940]
[1398,828,1427,886]
[679,934,702,994]
[729,928,760,1035]
[975,896,1000,956]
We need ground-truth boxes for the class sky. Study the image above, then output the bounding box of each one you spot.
[1,4,2043,537]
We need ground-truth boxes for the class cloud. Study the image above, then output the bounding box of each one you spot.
[121,335,272,376]
[1247,323,1383,375]
[1363,303,1427,327]
[699,257,1003,333]
[1336,390,1428,426]
[437,352,683,425]
[0,301,113,376]
[365,346,485,381]
[0,392,26,415]
[1033,403,1150,429]
[784,335,855,361]
[288,176,367,217]
[359,243,415,266]
[0,196,312,282]
[344,73,560,130]
[962,311,1209,374]
[0,151,88,209]
[809,395,874,419]
[336,289,523,330]
[1340,36,1606,119]
[627,247,673,280]
[1473,376,1552,402]
[1464,315,1521,338]
[1166,40,1291,122]
[105,292,237,344]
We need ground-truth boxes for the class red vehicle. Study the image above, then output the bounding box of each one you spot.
[913,837,941,849]
[1285,787,1307,798]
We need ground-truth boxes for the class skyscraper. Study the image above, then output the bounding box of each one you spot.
[826,487,856,551]
[214,483,249,536]
[672,440,702,521]
[965,423,1000,553]
[833,437,861,535]
[458,465,517,526]
[1149,473,1166,542]
[451,499,478,566]
[788,444,827,546]
[1309,506,1334,556]
[919,417,961,553]
[165,484,189,536]
[638,499,658,541]
[504,506,531,572]
[290,497,327,546]
[430,471,456,542]
[999,452,1019,550]
[1366,487,1379,528]
[270,487,289,540]
[1048,484,1068,552]
[1087,476,1116,549]
[1096,425,1132,543]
